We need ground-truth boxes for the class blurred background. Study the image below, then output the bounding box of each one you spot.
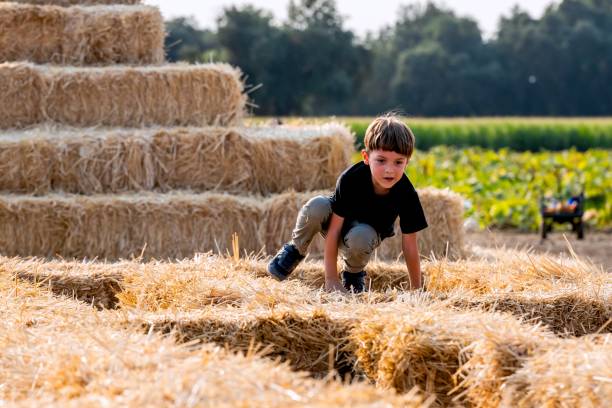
[145,0,611,263]
[147,0,611,117]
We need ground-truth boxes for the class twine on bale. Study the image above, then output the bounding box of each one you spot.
[0,124,353,195]
[0,4,164,65]
[0,62,246,128]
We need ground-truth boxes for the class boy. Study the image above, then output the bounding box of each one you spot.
[268,114,428,293]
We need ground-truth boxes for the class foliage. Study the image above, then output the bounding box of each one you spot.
[401,147,612,230]
[165,0,612,117]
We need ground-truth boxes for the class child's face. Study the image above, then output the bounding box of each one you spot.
[362,149,409,194]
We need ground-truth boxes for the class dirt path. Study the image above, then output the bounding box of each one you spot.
[466,230,612,272]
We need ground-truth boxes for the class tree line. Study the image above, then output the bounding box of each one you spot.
[166,0,612,117]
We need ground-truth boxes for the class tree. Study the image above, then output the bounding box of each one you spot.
[165,17,223,62]
[364,2,495,115]
[283,0,369,114]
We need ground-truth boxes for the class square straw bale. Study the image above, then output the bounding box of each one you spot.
[0,192,262,259]
[426,246,611,294]
[0,188,462,260]
[0,62,246,128]
[8,257,124,309]
[0,4,164,65]
[0,124,353,195]
[500,334,612,407]
[134,307,359,376]
[449,289,612,337]
[352,308,557,407]
[0,63,43,127]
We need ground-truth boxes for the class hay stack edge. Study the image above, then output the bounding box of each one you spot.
[0,3,164,64]
[0,187,466,260]
[0,62,246,128]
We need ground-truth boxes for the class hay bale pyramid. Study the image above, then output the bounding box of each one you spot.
[0,0,465,260]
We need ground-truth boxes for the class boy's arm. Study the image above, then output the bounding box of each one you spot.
[402,232,423,290]
[324,213,347,293]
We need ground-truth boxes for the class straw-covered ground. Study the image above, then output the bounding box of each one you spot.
[0,274,427,407]
[0,62,246,128]
[2,249,610,407]
[7,250,609,337]
[0,187,465,260]
[0,3,164,65]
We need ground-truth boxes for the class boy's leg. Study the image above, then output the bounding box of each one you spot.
[291,195,332,255]
[268,195,332,281]
[339,222,380,292]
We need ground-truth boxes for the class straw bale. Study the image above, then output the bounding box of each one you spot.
[0,124,353,194]
[0,188,462,260]
[0,192,263,259]
[451,289,612,337]
[427,246,611,294]
[11,260,124,308]
[0,0,141,5]
[0,62,245,128]
[0,262,428,406]
[0,63,43,127]
[0,4,164,65]
[136,308,358,376]
[3,326,425,407]
[501,334,612,407]
[353,309,557,406]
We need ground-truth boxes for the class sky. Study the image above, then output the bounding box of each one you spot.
[144,0,559,38]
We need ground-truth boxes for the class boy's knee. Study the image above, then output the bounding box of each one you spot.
[303,195,332,222]
[343,224,379,255]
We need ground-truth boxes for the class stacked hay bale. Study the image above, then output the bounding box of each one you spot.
[0,0,465,261]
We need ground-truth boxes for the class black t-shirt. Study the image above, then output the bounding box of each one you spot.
[329,161,428,238]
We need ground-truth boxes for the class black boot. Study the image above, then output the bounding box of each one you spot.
[267,243,305,281]
[341,270,367,293]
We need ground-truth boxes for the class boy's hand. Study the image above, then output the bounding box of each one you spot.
[325,279,348,294]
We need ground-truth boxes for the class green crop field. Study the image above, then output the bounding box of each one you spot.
[250,117,612,151]
[402,147,612,230]
[350,118,612,151]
